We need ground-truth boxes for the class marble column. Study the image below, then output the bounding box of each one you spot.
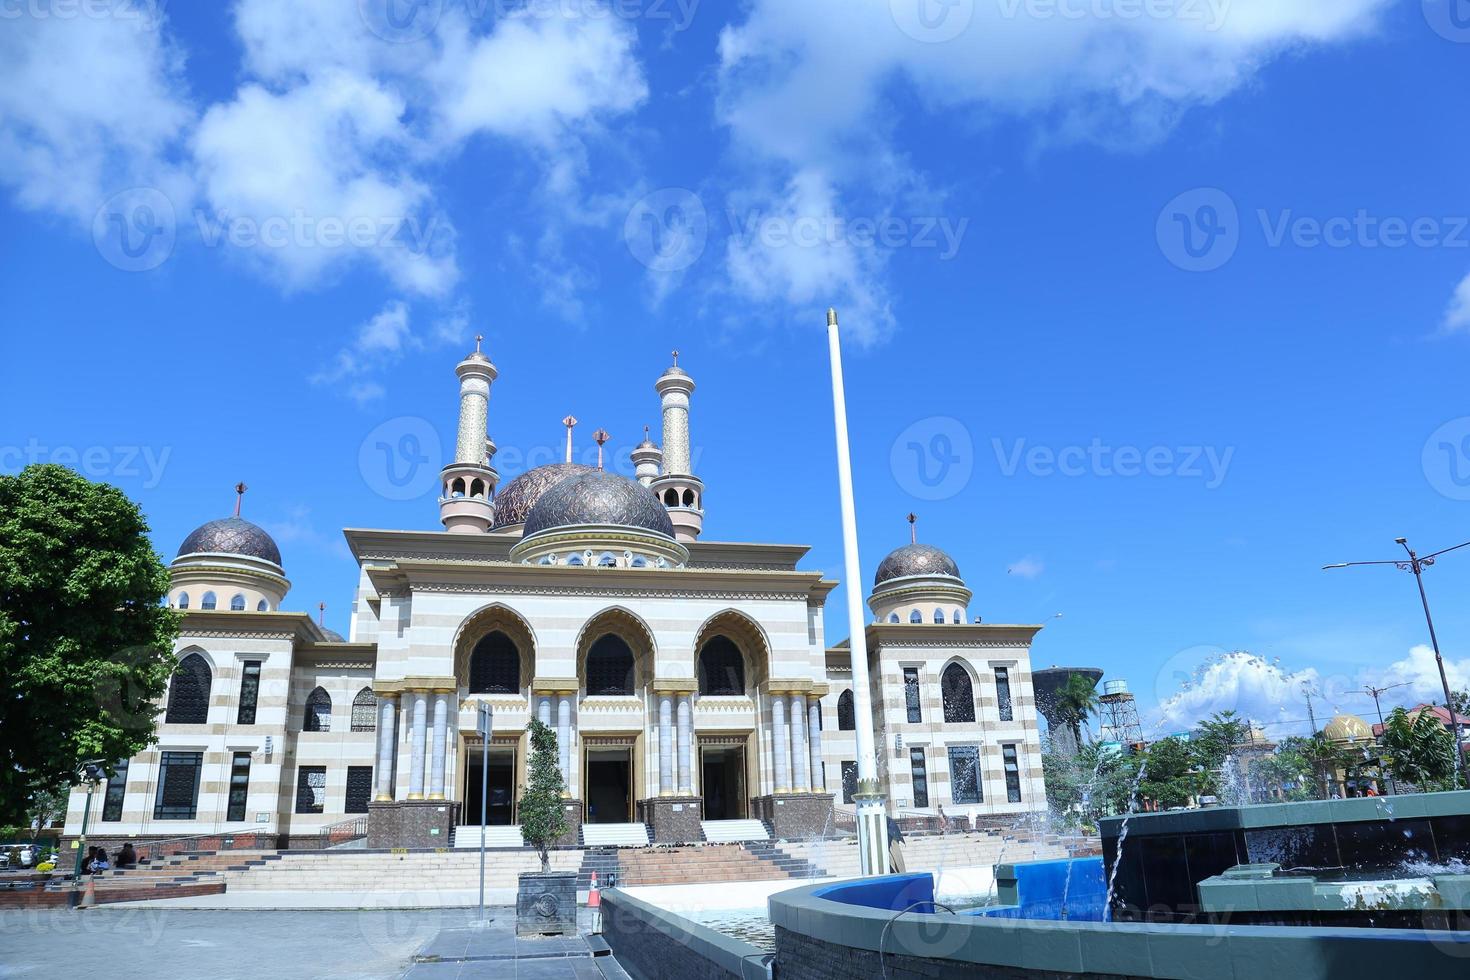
[771,693,789,793]
[375,693,397,800]
[658,694,674,795]
[557,695,573,796]
[676,693,693,795]
[428,691,449,800]
[808,697,825,792]
[537,694,552,728]
[790,695,809,793]
[407,691,428,800]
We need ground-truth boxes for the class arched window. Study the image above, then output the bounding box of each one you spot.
[888,613,900,624]
[350,688,377,732]
[469,631,521,694]
[201,591,217,610]
[230,594,246,611]
[663,488,678,506]
[837,689,856,731]
[941,664,976,724]
[630,556,648,568]
[909,609,923,624]
[597,552,617,567]
[586,634,635,696]
[304,687,332,732]
[539,554,556,565]
[681,488,695,506]
[697,636,745,696]
[567,555,584,566]
[257,600,269,611]
[933,608,945,624]
[177,592,189,610]
[165,653,212,724]
[952,609,962,624]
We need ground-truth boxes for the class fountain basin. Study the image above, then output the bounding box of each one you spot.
[1198,862,1470,929]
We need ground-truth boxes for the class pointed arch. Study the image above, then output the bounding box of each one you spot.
[941,659,978,724]
[469,632,521,694]
[304,687,332,732]
[350,687,377,732]
[575,606,657,695]
[837,689,856,731]
[453,603,537,693]
[693,608,772,693]
[165,651,212,724]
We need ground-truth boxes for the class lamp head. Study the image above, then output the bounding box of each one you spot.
[1395,537,1407,545]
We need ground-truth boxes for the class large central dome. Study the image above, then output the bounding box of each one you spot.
[874,543,961,586]
[523,471,675,539]
[491,462,596,530]
[177,517,282,567]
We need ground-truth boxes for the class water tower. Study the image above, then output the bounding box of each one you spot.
[1098,678,1144,746]
[1032,666,1103,755]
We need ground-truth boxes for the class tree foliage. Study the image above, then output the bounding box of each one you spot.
[0,465,180,825]
[1380,706,1457,790]
[1053,673,1100,747]
[1043,742,1140,831]
[1190,710,1250,797]
[519,719,569,873]
[1138,736,1196,809]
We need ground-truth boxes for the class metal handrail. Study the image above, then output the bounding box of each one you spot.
[318,816,369,847]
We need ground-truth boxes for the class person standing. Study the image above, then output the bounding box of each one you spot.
[886,815,907,874]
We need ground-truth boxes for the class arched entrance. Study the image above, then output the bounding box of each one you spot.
[575,608,654,825]
[453,605,537,825]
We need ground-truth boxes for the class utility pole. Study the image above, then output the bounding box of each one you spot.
[1324,536,1470,790]
[1301,684,1328,799]
[1363,682,1408,796]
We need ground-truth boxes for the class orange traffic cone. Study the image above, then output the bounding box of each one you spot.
[80,876,96,908]
[588,872,600,909]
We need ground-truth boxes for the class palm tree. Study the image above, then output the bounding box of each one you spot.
[1054,673,1100,747]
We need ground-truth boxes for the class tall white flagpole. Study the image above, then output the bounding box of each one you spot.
[825,307,889,876]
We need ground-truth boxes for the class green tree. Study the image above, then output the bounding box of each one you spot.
[0,465,179,826]
[1053,673,1100,747]
[519,719,569,873]
[1380,707,1457,791]
[1138,736,1197,809]
[1251,737,1317,802]
[1298,734,1349,798]
[1191,711,1251,796]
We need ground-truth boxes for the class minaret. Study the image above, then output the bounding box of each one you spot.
[650,351,704,541]
[439,335,499,533]
[632,425,662,486]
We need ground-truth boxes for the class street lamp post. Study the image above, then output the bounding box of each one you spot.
[1363,681,1409,795]
[71,761,104,883]
[1324,537,1470,790]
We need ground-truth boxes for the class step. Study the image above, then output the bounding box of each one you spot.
[701,819,769,843]
[452,825,526,848]
[581,823,649,848]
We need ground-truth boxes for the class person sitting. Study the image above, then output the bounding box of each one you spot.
[117,843,137,868]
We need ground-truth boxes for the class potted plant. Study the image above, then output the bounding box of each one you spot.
[516,719,576,936]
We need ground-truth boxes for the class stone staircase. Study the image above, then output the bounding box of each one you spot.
[613,843,792,886]
[700,819,770,843]
[213,848,583,892]
[577,847,621,890]
[580,823,650,848]
[774,831,1070,878]
[742,840,823,879]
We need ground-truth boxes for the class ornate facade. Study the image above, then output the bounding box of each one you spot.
[64,345,1048,847]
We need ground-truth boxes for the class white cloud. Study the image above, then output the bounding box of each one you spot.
[313,300,464,403]
[0,10,193,222]
[1007,556,1046,579]
[1367,645,1470,709]
[1151,651,1320,734]
[1443,274,1470,335]
[711,0,1390,340]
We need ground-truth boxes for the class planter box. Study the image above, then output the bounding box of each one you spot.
[516,871,577,937]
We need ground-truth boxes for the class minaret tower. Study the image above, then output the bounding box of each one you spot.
[439,335,499,533]
[631,425,662,486]
[649,351,704,541]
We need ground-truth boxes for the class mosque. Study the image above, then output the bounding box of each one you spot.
[63,342,1048,847]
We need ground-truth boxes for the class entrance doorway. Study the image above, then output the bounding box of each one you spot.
[585,748,632,824]
[701,746,746,820]
[462,747,515,825]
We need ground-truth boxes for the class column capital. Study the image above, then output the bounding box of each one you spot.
[766,679,814,696]
[651,678,699,694]
[531,677,581,695]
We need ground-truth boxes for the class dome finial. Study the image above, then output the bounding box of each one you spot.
[318,601,325,626]
[827,307,838,328]
[562,415,578,463]
[474,333,483,353]
[908,512,917,544]
[593,428,611,470]
[234,481,248,517]
[671,349,679,368]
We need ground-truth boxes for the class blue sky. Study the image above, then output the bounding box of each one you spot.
[4,0,1470,738]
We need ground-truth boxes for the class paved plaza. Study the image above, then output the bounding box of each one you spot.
[0,908,627,980]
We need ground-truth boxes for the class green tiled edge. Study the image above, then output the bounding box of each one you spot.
[1098,790,1470,840]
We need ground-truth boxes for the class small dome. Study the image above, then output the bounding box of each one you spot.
[1324,713,1372,743]
[319,627,345,643]
[874,543,961,587]
[491,462,596,530]
[177,517,281,567]
[523,471,674,539]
